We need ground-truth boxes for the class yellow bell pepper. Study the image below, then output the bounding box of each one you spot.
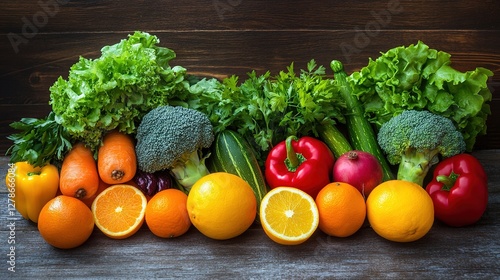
[5,161,59,223]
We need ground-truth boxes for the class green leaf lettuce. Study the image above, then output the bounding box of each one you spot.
[349,41,493,151]
[49,31,188,151]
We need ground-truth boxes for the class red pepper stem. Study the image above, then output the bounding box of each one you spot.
[436,171,460,191]
[285,136,306,172]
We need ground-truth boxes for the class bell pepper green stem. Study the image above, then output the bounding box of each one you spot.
[436,171,460,191]
[284,136,306,172]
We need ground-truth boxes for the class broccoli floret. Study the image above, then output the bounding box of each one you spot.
[135,105,214,192]
[377,110,466,186]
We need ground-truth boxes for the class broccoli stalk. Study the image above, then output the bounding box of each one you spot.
[377,110,466,186]
[397,147,440,186]
[135,105,214,193]
[169,149,210,190]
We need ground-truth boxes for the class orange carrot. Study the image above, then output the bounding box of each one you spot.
[60,142,100,199]
[98,130,137,184]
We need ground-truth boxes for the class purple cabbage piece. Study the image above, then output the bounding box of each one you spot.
[155,170,173,192]
[133,169,158,197]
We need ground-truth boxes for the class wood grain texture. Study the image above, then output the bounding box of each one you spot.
[1,0,499,31]
[1,0,500,153]
[1,150,499,278]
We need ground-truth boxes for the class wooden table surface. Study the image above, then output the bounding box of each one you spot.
[1,151,499,279]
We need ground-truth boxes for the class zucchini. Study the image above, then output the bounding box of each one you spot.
[206,129,268,223]
[317,121,352,159]
[330,60,394,181]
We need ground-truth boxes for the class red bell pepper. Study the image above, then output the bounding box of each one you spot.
[425,153,488,227]
[265,135,334,198]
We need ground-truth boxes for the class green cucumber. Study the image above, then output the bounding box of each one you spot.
[206,129,268,223]
[317,121,352,159]
[330,60,394,181]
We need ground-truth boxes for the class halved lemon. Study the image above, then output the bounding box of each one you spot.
[91,184,147,239]
[260,186,319,245]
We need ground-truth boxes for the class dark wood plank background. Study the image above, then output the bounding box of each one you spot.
[1,0,499,153]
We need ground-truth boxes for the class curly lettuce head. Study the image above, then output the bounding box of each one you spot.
[349,41,493,151]
[49,31,188,151]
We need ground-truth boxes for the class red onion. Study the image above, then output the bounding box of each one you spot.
[332,150,383,198]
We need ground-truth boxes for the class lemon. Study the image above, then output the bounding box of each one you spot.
[366,180,434,242]
[187,172,257,240]
[260,186,319,245]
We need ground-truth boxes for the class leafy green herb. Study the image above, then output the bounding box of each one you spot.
[186,59,346,165]
[6,112,72,167]
[49,31,189,151]
[349,41,493,151]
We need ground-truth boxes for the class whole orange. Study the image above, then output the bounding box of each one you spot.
[187,172,257,240]
[38,195,94,249]
[366,180,434,242]
[315,182,366,237]
[145,189,191,238]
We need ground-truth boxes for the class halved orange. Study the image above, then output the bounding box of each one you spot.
[91,184,147,239]
[260,186,319,245]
